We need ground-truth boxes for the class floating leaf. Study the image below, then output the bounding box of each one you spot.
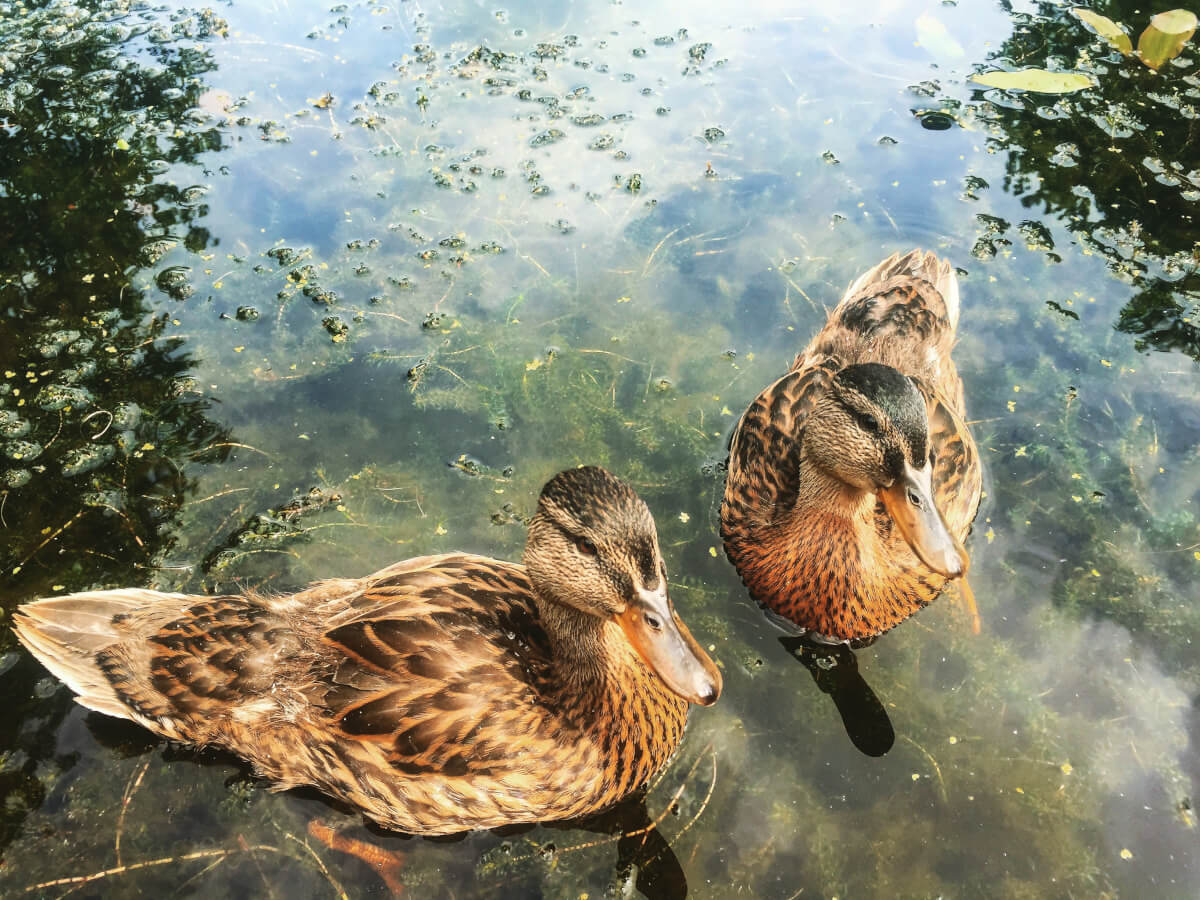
[1137,9,1197,69]
[915,13,965,58]
[969,69,1095,93]
[1071,8,1133,55]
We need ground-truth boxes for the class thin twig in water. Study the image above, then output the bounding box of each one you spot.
[115,758,152,866]
[43,409,65,450]
[641,226,682,279]
[900,734,948,803]
[285,829,351,900]
[190,442,273,459]
[23,844,288,894]
[186,487,250,507]
[81,409,114,439]
[17,510,84,570]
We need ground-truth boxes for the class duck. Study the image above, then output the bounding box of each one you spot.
[14,466,721,835]
[720,250,982,643]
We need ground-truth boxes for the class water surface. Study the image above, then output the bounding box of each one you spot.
[2,0,1198,896]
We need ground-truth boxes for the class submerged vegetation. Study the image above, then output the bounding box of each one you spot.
[0,0,1198,897]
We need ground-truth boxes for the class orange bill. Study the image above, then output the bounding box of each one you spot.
[617,584,722,706]
[880,459,969,579]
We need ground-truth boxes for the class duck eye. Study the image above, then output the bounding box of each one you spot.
[858,413,879,433]
[575,537,596,556]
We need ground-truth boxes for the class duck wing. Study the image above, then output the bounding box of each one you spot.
[909,381,981,539]
[308,554,557,778]
[722,358,841,542]
[793,250,959,388]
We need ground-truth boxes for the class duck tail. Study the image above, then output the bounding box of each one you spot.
[843,249,960,331]
[13,589,193,721]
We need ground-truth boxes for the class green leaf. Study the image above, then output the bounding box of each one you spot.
[1071,8,1133,55]
[969,69,1095,94]
[1137,9,1197,69]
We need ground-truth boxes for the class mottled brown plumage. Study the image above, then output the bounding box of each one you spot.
[721,250,982,641]
[15,467,721,835]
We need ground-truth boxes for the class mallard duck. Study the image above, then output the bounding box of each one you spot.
[721,250,981,642]
[15,466,721,835]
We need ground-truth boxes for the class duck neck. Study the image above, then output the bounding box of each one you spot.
[531,595,624,692]
[793,448,878,528]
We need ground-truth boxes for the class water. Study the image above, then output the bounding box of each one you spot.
[1,0,1198,896]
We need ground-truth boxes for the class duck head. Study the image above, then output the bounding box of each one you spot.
[525,466,721,706]
[803,363,968,579]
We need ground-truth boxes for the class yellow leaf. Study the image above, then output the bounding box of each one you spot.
[1071,8,1133,55]
[970,69,1094,94]
[1138,10,1197,69]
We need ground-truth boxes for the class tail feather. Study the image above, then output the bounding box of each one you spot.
[842,249,960,331]
[14,589,190,721]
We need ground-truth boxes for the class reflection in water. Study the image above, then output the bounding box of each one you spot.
[547,793,690,900]
[780,637,896,758]
[0,1,231,853]
[942,1,1200,359]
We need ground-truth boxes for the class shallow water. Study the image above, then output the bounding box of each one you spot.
[1,0,1198,896]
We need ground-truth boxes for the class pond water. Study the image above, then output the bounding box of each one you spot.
[2,0,1199,896]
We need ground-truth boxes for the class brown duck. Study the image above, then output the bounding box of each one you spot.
[721,250,982,642]
[15,466,721,835]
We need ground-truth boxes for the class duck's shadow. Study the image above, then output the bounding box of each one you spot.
[778,636,896,758]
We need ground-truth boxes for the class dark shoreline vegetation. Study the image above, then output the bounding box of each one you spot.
[1,0,1197,896]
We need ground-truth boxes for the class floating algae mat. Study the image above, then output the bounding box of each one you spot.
[1,0,1198,896]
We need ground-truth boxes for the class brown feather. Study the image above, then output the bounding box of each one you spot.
[14,469,707,835]
[722,250,982,641]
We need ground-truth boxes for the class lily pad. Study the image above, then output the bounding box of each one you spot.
[1137,9,1197,69]
[1071,8,1133,55]
[969,69,1095,94]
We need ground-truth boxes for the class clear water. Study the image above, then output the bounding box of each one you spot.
[2,0,1198,896]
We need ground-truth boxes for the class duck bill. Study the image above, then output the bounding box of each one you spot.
[617,585,722,706]
[880,461,968,579]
